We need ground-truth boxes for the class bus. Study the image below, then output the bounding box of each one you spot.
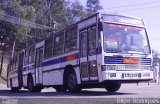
[7,13,153,92]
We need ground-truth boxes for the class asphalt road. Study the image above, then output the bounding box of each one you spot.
[0,83,160,104]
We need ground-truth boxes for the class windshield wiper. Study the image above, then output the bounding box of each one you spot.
[128,50,143,54]
[128,50,149,56]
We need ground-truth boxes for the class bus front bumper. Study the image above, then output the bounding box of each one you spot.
[102,70,153,82]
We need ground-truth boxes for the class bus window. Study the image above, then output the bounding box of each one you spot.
[44,37,53,59]
[103,23,150,54]
[29,46,35,63]
[24,50,29,65]
[15,56,18,68]
[65,27,77,52]
[80,31,87,57]
[53,32,64,55]
[88,27,96,56]
[31,46,35,63]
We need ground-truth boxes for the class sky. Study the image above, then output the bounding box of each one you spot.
[79,0,160,52]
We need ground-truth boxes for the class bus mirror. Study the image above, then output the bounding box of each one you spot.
[97,46,102,54]
[98,22,103,31]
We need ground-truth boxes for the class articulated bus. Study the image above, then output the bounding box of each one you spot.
[7,13,153,92]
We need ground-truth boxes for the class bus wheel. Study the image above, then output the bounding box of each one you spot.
[27,76,41,92]
[54,86,67,92]
[34,87,42,92]
[66,71,81,92]
[104,81,121,92]
[11,87,19,92]
[10,79,19,92]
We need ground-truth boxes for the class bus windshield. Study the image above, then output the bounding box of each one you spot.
[103,23,150,54]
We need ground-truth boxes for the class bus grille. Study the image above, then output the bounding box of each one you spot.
[104,56,151,65]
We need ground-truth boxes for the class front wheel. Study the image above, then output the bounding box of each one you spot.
[104,81,121,92]
[66,71,81,92]
[27,76,42,92]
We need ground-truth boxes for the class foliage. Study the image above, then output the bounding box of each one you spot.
[86,0,102,16]
[64,0,86,26]
[152,50,160,67]
[0,0,36,51]
[0,0,104,77]
[0,0,103,52]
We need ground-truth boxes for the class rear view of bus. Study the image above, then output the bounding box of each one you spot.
[100,14,153,92]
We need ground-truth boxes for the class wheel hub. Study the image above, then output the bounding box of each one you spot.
[68,73,77,88]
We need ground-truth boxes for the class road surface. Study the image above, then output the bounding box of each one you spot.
[0,83,159,104]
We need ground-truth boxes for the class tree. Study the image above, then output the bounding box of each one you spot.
[64,0,86,26]
[0,0,37,51]
[86,0,102,16]
[0,0,103,52]
[152,50,160,68]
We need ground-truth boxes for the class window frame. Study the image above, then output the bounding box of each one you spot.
[27,46,35,64]
[53,31,64,56]
[44,37,53,59]
[80,30,88,57]
[88,26,97,56]
[65,26,77,53]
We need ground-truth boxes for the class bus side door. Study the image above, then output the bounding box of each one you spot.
[79,26,98,82]
[35,48,43,84]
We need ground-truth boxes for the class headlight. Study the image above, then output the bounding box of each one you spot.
[143,66,151,70]
[115,65,125,70]
[101,65,115,71]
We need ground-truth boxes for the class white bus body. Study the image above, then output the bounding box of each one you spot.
[7,13,153,92]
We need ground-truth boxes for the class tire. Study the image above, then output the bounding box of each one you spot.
[11,87,19,92]
[27,76,41,92]
[104,81,121,92]
[65,71,81,92]
[54,86,67,92]
[10,79,19,92]
[34,87,42,92]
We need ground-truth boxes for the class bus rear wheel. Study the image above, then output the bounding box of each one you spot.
[104,81,121,92]
[66,71,81,92]
[11,87,19,92]
[10,79,19,92]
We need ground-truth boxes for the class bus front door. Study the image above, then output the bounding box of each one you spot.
[79,27,98,82]
[35,48,43,84]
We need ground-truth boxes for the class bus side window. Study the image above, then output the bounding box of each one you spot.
[31,46,35,63]
[88,27,96,56]
[65,27,77,52]
[53,32,64,55]
[24,49,29,65]
[29,46,35,63]
[44,37,53,59]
